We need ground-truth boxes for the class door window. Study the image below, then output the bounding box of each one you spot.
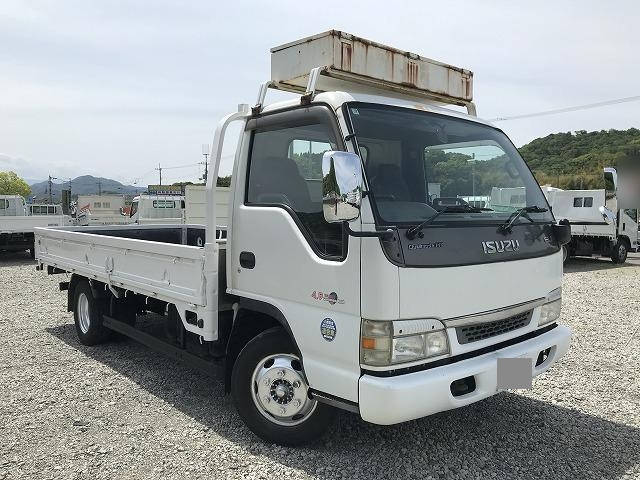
[246,120,345,259]
[624,209,637,222]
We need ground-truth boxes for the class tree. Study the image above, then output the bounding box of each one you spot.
[0,171,31,197]
[217,176,232,187]
[322,158,340,196]
[519,127,640,189]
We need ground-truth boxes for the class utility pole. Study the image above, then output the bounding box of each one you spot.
[201,144,210,183]
[97,180,102,196]
[156,164,163,185]
[48,175,58,204]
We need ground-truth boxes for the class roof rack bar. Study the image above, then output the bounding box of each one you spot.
[300,66,324,105]
[466,102,477,117]
[252,80,274,115]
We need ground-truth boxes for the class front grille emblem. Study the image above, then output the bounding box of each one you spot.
[482,239,520,254]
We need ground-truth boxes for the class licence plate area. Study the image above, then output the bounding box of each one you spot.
[496,357,532,390]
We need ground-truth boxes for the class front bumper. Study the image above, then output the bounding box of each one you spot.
[358,324,571,425]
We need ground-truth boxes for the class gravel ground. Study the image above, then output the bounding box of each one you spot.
[0,250,638,480]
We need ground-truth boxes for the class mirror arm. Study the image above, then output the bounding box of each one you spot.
[344,222,395,240]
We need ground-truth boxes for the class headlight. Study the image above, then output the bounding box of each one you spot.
[361,319,449,366]
[539,287,562,326]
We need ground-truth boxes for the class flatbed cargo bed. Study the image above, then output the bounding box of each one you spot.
[35,224,228,340]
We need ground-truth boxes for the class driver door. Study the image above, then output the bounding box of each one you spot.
[229,105,362,403]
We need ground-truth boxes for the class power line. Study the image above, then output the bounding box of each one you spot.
[129,161,203,187]
[161,162,201,170]
[490,95,640,122]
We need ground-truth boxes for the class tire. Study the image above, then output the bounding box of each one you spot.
[611,240,628,264]
[231,327,334,446]
[562,245,568,264]
[73,281,112,345]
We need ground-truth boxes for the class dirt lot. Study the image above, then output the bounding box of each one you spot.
[0,251,638,480]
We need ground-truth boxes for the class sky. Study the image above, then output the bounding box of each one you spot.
[1,0,639,185]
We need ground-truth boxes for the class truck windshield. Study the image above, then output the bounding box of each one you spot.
[347,103,553,226]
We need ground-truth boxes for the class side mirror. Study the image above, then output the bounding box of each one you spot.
[322,151,363,223]
[553,219,572,246]
[599,206,616,225]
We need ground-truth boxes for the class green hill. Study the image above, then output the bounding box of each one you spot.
[519,128,640,189]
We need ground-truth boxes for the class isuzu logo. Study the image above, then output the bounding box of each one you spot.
[482,239,520,254]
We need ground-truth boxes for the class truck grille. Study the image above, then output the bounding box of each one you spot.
[456,310,533,344]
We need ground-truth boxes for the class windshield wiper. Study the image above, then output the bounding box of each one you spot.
[406,205,487,239]
[498,206,548,233]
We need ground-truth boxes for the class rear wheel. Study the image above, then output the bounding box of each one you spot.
[231,327,334,445]
[562,245,568,264]
[611,240,628,264]
[73,281,112,345]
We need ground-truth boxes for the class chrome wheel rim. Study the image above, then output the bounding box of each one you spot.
[251,354,317,426]
[77,293,91,334]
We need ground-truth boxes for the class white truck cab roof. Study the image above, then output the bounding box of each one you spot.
[261,90,495,128]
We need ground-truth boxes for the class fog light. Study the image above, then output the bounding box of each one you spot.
[450,376,476,397]
[536,347,552,367]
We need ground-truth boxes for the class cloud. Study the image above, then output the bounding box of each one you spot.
[0,153,36,179]
[0,153,81,183]
[0,0,639,183]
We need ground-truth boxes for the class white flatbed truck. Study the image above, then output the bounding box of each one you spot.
[543,167,638,263]
[1,195,70,258]
[35,31,572,445]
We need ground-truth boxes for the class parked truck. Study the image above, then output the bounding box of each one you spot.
[76,194,130,226]
[129,187,231,226]
[130,194,185,224]
[542,167,638,263]
[34,31,572,445]
[1,195,70,257]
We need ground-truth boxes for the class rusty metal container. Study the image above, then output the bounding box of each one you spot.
[271,30,473,107]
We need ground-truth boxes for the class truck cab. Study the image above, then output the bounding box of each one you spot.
[0,195,28,216]
[543,167,638,263]
[221,32,571,431]
[1,195,69,257]
[130,194,186,224]
[76,194,129,226]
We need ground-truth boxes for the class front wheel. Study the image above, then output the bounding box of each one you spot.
[611,241,628,264]
[231,327,334,445]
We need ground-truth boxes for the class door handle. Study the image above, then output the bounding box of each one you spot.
[239,251,255,269]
